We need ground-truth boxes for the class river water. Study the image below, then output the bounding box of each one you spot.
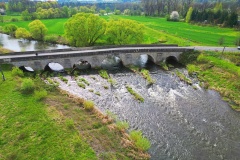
[52,65,240,160]
[0,33,69,52]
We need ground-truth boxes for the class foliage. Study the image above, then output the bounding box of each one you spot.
[186,7,193,23]
[170,11,179,21]
[15,27,31,39]
[129,130,151,151]
[115,121,129,131]
[3,24,18,36]
[95,91,101,96]
[141,69,155,84]
[1,16,238,46]
[83,100,94,111]
[126,85,144,102]
[44,34,59,43]
[79,77,90,86]
[106,19,144,45]
[78,82,86,89]
[11,67,24,77]
[28,19,48,41]
[186,51,240,109]
[186,64,199,76]
[99,70,109,79]
[175,70,192,85]
[34,89,48,100]
[179,51,200,65]
[64,13,107,47]
[21,78,35,94]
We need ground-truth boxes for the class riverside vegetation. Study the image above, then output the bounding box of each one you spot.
[180,51,240,111]
[0,64,151,159]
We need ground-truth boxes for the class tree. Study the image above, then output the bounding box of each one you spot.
[28,20,47,41]
[170,11,179,21]
[15,28,31,39]
[3,24,18,36]
[186,7,193,23]
[105,7,111,15]
[106,19,144,45]
[100,10,106,16]
[64,13,107,47]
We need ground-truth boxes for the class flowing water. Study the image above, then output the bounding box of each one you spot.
[0,33,69,52]
[50,57,240,160]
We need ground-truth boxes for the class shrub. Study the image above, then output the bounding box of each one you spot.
[3,24,18,36]
[179,51,200,65]
[129,130,151,151]
[11,18,18,22]
[170,11,179,21]
[15,28,31,40]
[99,70,109,79]
[34,89,47,100]
[11,67,24,77]
[83,100,94,111]
[44,34,59,43]
[187,64,199,76]
[126,85,144,102]
[115,121,129,131]
[78,82,86,89]
[21,78,35,94]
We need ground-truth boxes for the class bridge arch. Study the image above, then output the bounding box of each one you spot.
[73,59,91,70]
[43,62,65,72]
[165,56,180,67]
[135,54,155,68]
[101,55,123,70]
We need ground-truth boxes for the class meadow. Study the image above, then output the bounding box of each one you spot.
[0,15,238,46]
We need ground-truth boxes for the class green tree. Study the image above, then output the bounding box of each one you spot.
[21,9,31,21]
[28,20,48,41]
[100,10,106,16]
[3,24,18,36]
[186,7,193,23]
[64,13,107,47]
[106,19,144,45]
[15,27,31,39]
[105,7,111,15]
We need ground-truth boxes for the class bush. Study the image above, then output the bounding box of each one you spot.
[11,18,18,22]
[3,24,18,36]
[115,121,129,131]
[21,78,35,94]
[83,100,94,111]
[170,11,179,21]
[129,130,151,151]
[34,89,47,100]
[179,51,200,65]
[11,67,24,77]
[44,34,59,43]
[15,28,31,40]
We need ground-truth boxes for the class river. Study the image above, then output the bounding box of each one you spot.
[0,33,69,52]
[50,64,240,160]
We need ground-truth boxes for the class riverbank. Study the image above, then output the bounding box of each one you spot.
[0,64,150,159]
[180,50,240,110]
[0,47,12,54]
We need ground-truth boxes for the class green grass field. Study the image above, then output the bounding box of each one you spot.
[0,15,238,46]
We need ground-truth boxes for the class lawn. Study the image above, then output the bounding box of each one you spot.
[0,15,238,46]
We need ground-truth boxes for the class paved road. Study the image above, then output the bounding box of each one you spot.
[192,46,240,52]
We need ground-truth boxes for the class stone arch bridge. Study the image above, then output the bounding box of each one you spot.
[0,46,194,70]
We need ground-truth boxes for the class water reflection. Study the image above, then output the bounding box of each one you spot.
[101,55,123,70]
[0,33,69,52]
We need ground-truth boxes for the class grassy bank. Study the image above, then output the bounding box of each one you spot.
[0,64,150,159]
[0,15,238,46]
[180,51,240,110]
[0,47,13,54]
